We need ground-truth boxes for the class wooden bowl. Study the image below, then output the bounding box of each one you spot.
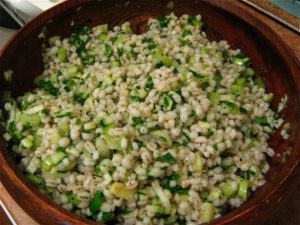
[0,0,300,224]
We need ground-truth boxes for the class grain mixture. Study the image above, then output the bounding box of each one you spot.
[1,14,288,225]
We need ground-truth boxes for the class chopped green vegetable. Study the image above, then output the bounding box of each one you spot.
[158,15,170,28]
[157,152,176,164]
[214,70,223,88]
[132,117,145,127]
[238,179,249,200]
[89,191,104,216]
[145,76,154,90]
[200,202,215,223]
[255,116,269,126]
[163,94,174,111]
[74,92,89,105]
[36,80,58,96]
[101,212,111,221]
[58,47,68,62]
[104,43,113,58]
[26,174,44,186]
[67,192,80,206]
[254,76,265,89]
[188,15,203,27]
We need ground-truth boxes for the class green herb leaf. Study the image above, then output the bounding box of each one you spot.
[158,15,170,28]
[188,69,205,79]
[182,29,192,37]
[162,180,189,195]
[214,70,223,88]
[255,116,269,126]
[182,131,191,142]
[89,191,104,216]
[74,92,89,105]
[67,192,80,206]
[104,44,113,58]
[254,76,265,89]
[157,152,176,164]
[101,212,111,222]
[145,76,154,91]
[56,146,66,153]
[132,117,145,127]
[207,130,214,138]
[37,80,58,96]
[95,165,101,175]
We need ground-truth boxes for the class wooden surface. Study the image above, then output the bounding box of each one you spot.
[241,0,300,33]
[0,0,299,225]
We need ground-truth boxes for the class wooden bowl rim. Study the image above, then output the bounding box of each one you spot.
[0,1,299,225]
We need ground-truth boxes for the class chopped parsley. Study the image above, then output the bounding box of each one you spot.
[157,152,176,164]
[89,191,104,217]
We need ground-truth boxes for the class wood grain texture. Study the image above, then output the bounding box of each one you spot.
[0,0,299,225]
[241,0,300,33]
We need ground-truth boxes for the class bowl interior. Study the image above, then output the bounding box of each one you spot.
[0,0,300,224]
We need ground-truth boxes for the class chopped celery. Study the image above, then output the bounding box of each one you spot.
[23,105,44,114]
[99,33,108,42]
[111,182,136,199]
[220,181,237,197]
[33,135,42,149]
[58,47,68,62]
[95,138,110,158]
[84,121,96,130]
[198,121,210,129]
[209,187,222,201]
[232,53,250,67]
[59,159,77,172]
[101,115,114,125]
[122,22,132,34]
[200,202,215,223]
[42,156,53,172]
[149,167,164,177]
[208,92,221,103]
[112,59,122,67]
[152,180,171,211]
[231,84,243,94]
[103,74,116,86]
[244,68,255,76]
[154,51,172,67]
[222,101,240,114]
[21,136,33,149]
[51,151,66,165]
[102,123,116,135]
[26,174,44,186]
[58,122,70,136]
[194,152,203,173]
[151,130,172,147]
[221,157,233,168]
[238,179,249,200]
[50,131,61,144]
[19,113,41,127]
[236,77,247,86]
[98,24,108,34]
[254,77,265,89]
[102,135,124,151]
